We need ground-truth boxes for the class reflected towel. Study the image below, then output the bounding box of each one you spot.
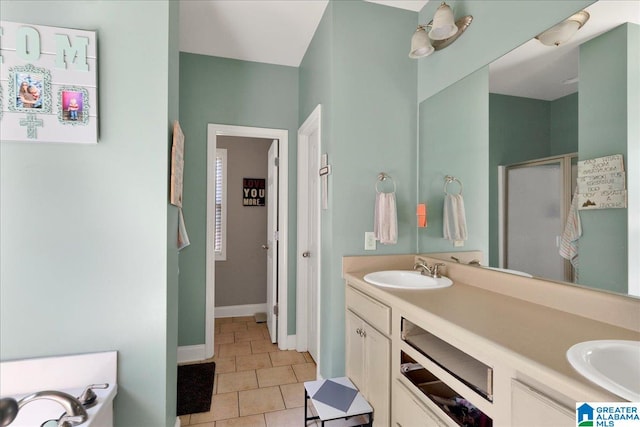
[374,192,397,245]
[559,188,581,273]
[443,194,468,241]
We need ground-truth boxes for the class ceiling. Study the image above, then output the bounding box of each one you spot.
[179,0,429,67]
[490,1,640,101]
[179,1,638,99]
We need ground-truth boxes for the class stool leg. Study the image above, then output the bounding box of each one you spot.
[304,390,308,423]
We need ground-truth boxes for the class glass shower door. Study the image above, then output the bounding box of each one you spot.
[505,160,565,281]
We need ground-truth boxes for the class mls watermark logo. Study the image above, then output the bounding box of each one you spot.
[577,402,640,427]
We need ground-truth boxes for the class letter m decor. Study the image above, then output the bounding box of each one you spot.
[0,20,98,143]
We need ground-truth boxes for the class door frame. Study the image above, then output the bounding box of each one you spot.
[296,105,322,372]
[206,124,289,357]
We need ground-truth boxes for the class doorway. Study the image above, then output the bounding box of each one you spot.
[296,105,322,373]
[205,124,289,358]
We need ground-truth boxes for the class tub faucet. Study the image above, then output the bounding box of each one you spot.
[413,262,446,278]
[18,390,88,427]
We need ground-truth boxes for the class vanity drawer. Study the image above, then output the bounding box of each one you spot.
[346,285,390,335]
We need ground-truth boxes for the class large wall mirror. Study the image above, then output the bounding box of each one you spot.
[420,0,639,298]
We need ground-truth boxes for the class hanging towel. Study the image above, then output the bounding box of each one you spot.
[177,208,191,251]
[374,192,398,245]
[443,194,468,241]
[559,188,582,274]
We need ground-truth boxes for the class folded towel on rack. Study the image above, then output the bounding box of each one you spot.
[443,194,468,241]
[559,188,581,276]
[374,192,397,245]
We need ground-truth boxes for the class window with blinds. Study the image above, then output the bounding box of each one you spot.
[215,148,227,260]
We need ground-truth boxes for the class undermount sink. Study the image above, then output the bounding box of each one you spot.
[566,340,640,401]
[363,270,453,290]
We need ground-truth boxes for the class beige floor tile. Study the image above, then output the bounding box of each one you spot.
[178,414,190,426]
[238,386,285,417]
[303,352,315,364]
[219,342,252,357]
[250,340,279,354]
[220,322,248,334]
[217,317,234,324]
[215,414,267,427]
[233,316,255,323]
[279,382,305,408]
[246,322,267,331]
[213,356,236,374]
[190,391,238,423]
[188,421,215,427]
[234,328,267,342]
[262,328,272,340]
[215,332,236,345]
[292,363,317,382]
[269,350,306,367]
[256,365,297,388]
[236,353,272,371]
[264,407,308,427]
[217,370,258,393]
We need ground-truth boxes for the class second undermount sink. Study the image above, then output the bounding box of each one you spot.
[363,270,453,290]
[566,340,640,401]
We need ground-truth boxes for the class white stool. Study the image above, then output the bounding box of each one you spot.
[304,377,373,426]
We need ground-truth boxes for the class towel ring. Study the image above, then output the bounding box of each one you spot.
[376,172,396,194]
[444,175,463,195]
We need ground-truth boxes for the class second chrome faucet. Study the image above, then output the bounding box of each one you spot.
[413,262,446,278]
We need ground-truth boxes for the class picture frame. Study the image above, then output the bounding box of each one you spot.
[8,64,53,113]
[58,87,90,125]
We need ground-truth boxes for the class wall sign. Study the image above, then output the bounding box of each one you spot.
[577,154,627,210]
[0,21,98,143]
[243,178,265,206]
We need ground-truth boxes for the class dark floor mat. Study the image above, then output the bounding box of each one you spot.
[176,362,216,416]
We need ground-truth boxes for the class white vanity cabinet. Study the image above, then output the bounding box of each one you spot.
[345,284,391,427]
[393,379,448,427]
[511,380,574,427]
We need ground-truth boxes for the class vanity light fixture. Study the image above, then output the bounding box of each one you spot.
[409,2,473,59]
[536,10,590,47]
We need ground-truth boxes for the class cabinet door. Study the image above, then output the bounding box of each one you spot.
[394,380,446,427]
[511,380,574,427]
[364,324,390,427]
[346,310,365,391]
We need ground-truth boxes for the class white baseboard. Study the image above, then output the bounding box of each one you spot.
[285,334,297,350]
[175,417,180,427]
[177,344,206,364]
[215,303,267,318]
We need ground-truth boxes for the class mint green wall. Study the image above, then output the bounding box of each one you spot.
[578,24,634,293]
[550,92,579,156]
[299,0,417,378]
[628,23,639,295]
[0,2,179,426]
[418,67,489,255]
[417,1,594,102]
[178,54,299,345]
[488,94,551,266]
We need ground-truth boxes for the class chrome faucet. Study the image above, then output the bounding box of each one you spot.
[17,390,88,427]
[413,262,446,278]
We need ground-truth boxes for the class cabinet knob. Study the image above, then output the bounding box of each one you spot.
[361,330,366,338]
[356,328,362,336]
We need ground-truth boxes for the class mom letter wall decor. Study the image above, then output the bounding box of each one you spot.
[0,21,98,143]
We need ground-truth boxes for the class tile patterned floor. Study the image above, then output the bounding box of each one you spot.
[178,316,319,427]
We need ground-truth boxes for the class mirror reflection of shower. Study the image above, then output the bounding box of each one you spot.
[500,153,577,282]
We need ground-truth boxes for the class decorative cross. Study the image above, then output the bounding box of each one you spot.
[19,113,44,139]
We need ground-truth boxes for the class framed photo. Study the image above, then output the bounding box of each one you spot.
[8,64,52,113]
[58,87,90,125]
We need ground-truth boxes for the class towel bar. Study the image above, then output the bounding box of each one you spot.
[376,172,397,193]
[444,175,463,195]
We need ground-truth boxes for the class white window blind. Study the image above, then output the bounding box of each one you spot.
[215,148,227,260]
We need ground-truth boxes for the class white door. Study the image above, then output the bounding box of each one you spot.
[266,140,279,343]
[297,105,322,366]
[305,129,320,361]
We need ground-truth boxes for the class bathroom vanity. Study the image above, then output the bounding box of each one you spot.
[343,254,640,426]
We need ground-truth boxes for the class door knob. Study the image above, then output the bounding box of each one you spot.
[302,251,311,258]
[262,244,269,250]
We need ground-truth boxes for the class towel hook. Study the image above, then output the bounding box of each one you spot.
[444,175,463,195]
[376,172,396,194]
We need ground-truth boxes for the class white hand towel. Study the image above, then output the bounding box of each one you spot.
[559,188,582,273]
[443,194,468,241]
[374,192,398,245]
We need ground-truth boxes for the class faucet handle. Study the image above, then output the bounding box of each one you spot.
[77,383,108,408]
[432,263,446,278]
